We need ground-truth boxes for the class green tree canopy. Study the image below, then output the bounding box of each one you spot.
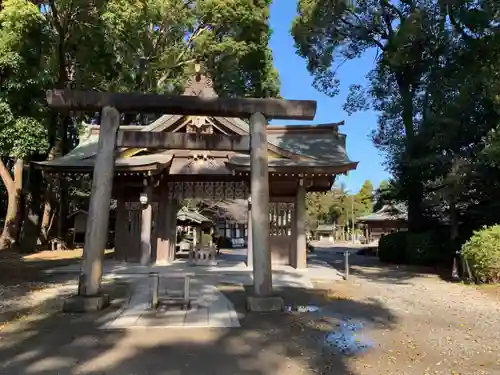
[292,0,500,234]
[355,180,374,215]
[0,0,281,250]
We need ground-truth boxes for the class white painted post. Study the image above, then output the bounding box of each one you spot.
[150,272,159,308]
[183,275,191,309]
[344,251,350,280]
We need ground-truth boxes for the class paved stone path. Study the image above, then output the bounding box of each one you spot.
[45,249,342,329]
[102,277,241,329]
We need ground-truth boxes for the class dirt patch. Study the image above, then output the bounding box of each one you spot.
[22,248,114,262]
[219,274,500,375]
[474,284,500,301]
[218,283,399,374]
[0,248,118,331]
[0,279,130,333]
[325,276,500,375]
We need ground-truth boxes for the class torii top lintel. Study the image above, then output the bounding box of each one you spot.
[45,89,317,121]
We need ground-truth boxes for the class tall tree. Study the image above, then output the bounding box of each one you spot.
[373,179,401,212]
[355,180,374,215]
[0,0,49,249]
[292,0,500,232]
[102,0,280,98]
[0,0,281,251]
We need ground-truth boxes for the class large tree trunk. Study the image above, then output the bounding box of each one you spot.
[41,0,72,249]
[40,146,57,244]
[397,73,424,232]
[56,181,68,250]
[0,159,24,250]
[20,167,43,253]
[55,115,70,250]
[39,113,70,247]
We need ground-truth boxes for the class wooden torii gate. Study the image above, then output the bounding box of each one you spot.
[47,89,316,312]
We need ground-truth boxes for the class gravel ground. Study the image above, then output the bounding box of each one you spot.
[330,266,500,375]
[0,250,83,328]
[0,247,499,375]
[0,280,76,314]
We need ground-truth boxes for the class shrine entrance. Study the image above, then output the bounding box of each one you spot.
[116,181,250,265]
[34,69,357,311]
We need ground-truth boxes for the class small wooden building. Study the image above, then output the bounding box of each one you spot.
[177,207,212,229]
[315,224,335,241]
[357,204,408,242]
[32,72,358,268]
[177,206,212,243]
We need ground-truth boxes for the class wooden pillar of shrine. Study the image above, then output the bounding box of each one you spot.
[140,184,153,265]
[114,195,128,261]
[169,199,180,262]
[156,186,168,265]
[64,106,119,312]
[168,199,179,261]
[156,188,178,265]
[293,179,307,269]
[249,112,272,296]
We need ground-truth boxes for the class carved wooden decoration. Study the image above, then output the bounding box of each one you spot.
[185,154,218,172]
[186,116,213,134]
[167,181,248,200]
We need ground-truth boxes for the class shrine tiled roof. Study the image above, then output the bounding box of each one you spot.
[357,204,408,222]
[177,207,212,224]
[31,113,357,175]
[225,155,357,173]
[33,154,173,173]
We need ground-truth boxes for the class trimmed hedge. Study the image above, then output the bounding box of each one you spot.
[378,231,451,266]
[218,236,233,249]
[461,225,500,284]
[378,232,406,264]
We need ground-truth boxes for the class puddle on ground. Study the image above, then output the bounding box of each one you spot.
[323,318,373,356]
[285,305,320,313]
[285,305,373,356]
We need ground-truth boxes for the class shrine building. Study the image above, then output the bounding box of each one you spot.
[32,72,358,269]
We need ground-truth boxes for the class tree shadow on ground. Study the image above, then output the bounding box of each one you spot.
[310,245,450,286]
[0,250,115,285]
[0,251,119,327]
[0,280,398,375]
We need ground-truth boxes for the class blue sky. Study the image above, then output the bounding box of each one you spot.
[269,1,389,193]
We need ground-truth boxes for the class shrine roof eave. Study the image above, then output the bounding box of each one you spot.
[357,216,407,223]
[226,161,359,175]
[31,155,173,174]
[177,207,212,224]
[358,204,408,223]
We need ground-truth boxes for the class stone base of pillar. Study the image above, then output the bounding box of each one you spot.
[62,294,110,313]
[155,259,170,266]
[246,296,284,312]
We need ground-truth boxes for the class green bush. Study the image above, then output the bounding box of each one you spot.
[378,231,449,266]
[219,236,232,248]
[461,225,500,283]
[378,232,406,264]
[406,231,451,266]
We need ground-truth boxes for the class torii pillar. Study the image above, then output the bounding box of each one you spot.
[63,106,119,312]
[246,112,284,312]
